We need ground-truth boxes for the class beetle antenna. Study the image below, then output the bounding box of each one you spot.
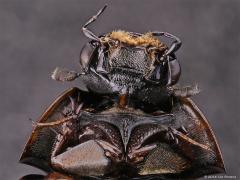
[151,31,182,55]
[169,84,201,98]
[51,67,85,82]
[82,5,107,41]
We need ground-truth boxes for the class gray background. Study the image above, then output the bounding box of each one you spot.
[0,0,239,179]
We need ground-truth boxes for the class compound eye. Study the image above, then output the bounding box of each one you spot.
[79,42,98,72]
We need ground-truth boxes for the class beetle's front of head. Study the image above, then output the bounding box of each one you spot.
[101,31,169,84]
[80,31,181,92]
[78,5,182,94]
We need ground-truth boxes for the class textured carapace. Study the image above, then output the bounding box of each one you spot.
[20,5,225,180]
[79,5,182,88]
[52,5,182,96]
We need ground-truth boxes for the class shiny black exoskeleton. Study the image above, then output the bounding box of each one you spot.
[52,5,184,113]
[20,5,225,180]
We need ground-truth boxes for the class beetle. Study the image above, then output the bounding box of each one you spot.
[20,5,225,180]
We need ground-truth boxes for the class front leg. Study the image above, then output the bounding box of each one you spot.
[97,140,123,162]
[166,127,212,155]
[51,66,113,94]
[127,144,157,163]
[168,84,200,98]
[128,121,209,164]
[33,96,84,162]
[166,125,188,145]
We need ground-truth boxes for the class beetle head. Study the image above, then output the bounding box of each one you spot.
[80,5,181,86]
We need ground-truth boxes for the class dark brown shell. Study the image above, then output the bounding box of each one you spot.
[19,87,81,172]
[137,97,225,178]
[20,88,225,179]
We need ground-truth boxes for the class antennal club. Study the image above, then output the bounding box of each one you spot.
[82,5,107,41]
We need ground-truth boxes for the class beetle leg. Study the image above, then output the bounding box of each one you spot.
[76,103,84,115]
[82,5,107,41]
[167,127,179,144]
[35,99,83,129]
[29,117,69,135]
[128,144,157,163]
[179,125,188,134]
[167,127,212,153]
[66,96,84,116]
[51,135,64,157]
[97,140,123,161]
[175,129,211,151]
[31,118,66,132]
[151,31,182,55]
[35,115,77,128]
[51,121,77,158]
[51,67,83,82]
[169,84,201,98]
[40,101,84,157]
[69,96,76,112]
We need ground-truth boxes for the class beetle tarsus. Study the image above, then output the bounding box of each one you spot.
[68,96,83,116]
[36,115,77,128]
[69,96,76,111]
[51,67,83,82]
[128,144,157,163]
[167,127,180,145]
[76,103,84,115]
[180,125,188,134]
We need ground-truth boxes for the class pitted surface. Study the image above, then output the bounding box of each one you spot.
[109,47,151,74]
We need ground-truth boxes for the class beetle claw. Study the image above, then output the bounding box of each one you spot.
[67,96,83,118]
[175,137,179,144]
[169,131,175,140]
[180,125,188,134]
[69,96,76,112]
[76,103,84,115]
[167,127,180,145]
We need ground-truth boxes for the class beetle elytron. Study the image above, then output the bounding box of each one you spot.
[20,5,225,180]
